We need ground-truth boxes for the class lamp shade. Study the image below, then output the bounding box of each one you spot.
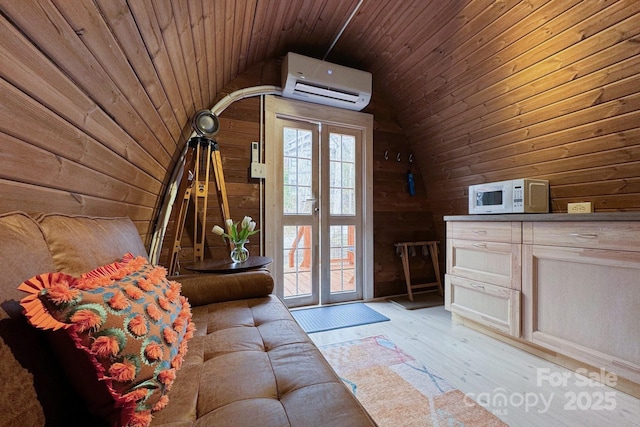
[192,110,220,136]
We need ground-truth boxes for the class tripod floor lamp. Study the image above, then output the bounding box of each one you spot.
[167,110,231,276]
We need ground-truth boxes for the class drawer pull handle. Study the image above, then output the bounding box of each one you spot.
[472,243,488,249]
[569,233,598,239]
[471,284,485,290]
[472,229,487,234]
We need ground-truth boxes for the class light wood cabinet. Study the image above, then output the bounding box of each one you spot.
[445,274,520,336]
[522,221,640,385]
[445,214,640,397]
[445,221,521,337]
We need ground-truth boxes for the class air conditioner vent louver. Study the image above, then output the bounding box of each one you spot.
[281,52,371,111]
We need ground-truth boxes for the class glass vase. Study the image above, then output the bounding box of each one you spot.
[230,240,249,263]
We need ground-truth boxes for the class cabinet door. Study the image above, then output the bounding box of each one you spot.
[445,274,521,337]
[523,244,640,384]
[447,238,521,289]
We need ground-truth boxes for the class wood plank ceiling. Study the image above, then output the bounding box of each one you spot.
[1,0,639,245]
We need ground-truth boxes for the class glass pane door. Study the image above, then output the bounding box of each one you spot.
[322,126,362,304]
[281,121,319,306]
[265,101,368,308]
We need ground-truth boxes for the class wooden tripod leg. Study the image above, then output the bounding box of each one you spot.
[167,145,197,276]
[211,149,231,251]
[193,143,211,262]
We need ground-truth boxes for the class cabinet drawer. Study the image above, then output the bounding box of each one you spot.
[445,274,520,337]
[448,221,521,243]
[530,221,640,251]
[447,239,521,289]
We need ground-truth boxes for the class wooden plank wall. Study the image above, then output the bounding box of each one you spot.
[392,1,640,241]
[0,0,202,244]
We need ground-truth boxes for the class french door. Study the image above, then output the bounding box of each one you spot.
[265,96,373,308]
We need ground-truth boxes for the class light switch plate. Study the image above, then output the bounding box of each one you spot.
[251,162,266,179]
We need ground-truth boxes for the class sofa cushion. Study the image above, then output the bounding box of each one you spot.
[0,212,72,426]
[36,213,149,276]
[18,253,195,427]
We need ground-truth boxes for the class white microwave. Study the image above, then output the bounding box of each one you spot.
[469,178,549,214]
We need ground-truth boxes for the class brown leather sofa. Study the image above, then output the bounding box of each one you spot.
[0,212,375,426]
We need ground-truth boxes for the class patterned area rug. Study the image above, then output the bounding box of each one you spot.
[319,335,507,426]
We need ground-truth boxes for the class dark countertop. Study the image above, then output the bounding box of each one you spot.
[444,212,640,222]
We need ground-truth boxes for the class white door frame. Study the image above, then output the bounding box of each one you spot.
[265,96,374,304]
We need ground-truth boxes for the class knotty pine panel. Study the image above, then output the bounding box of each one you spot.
[1,133,157,209]
[97,0,182,140]
[2,1,174,166]
[0,82,162,196]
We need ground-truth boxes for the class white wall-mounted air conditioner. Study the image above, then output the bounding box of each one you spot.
[281,52,372,111]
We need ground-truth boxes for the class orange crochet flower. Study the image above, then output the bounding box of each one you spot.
[70,309,103,333]
[109,360,136,382]
[144,342,163,361]
[158,368,176,387]
[158,296,171,311]
[171,352,184,369]
[108,291,129,311]
[172,317,185,332]
[152,395,169,412]
[47,280,80,305]
[125,285,143,300]
[185,322,196,340]
[91,335,120,358]
[128,256,147,271]
[78,275,113,290]
[128,315,147,336]
[166,281,181,302]
[148,266,167,283]
[137,278,154,292]
[146,304,162,322]
[123,388,148,403]
[163,327,177,345]
[111,269,129,280]
[178,305,191,321]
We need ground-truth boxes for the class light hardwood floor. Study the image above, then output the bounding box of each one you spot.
[306,300,640,427]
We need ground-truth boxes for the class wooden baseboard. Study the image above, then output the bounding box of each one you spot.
[452,314,640,399]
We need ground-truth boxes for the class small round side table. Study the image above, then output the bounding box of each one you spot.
[183,256,273,274]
